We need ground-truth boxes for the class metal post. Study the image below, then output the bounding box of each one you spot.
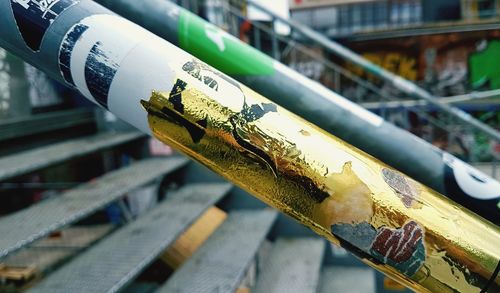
[5,52,30,118]
[333,70,340,92]
[493,157,498,179]
[94,0,500,224]
[254,26,261,50]
[271,17,280,60]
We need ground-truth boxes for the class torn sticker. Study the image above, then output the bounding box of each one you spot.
[371,221,426,277]
[382,168,420,208]
[10,0,79,51]
[332,220,425,277]
[84,41,119,108]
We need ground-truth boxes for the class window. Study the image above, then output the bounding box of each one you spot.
[478,0,497,18]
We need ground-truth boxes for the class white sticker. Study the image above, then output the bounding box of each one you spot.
[175,58,245,112]
[443,153,500,200]
[59,14,191,133]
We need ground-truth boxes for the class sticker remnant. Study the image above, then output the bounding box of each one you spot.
[10,0,79,51]
[84,41,119,108]
[59,23,88,85]
[382,168,419,208]
[332,220,426,277]
[332,221,377,251]
[371,221,425,276]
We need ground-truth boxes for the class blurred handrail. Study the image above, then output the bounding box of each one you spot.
[247,0,500,142]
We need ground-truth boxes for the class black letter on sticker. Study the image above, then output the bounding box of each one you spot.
[10,0,79,51]
[163,79,206,143]
[84,41,119,109]
[168,79,187,114]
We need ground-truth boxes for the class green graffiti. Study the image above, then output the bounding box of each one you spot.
[178,10,275,76]
[469,40,500,89]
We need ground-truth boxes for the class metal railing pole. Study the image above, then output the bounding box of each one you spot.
[94,0,500,224]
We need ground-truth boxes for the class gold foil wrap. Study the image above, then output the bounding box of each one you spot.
[141,59,500,292]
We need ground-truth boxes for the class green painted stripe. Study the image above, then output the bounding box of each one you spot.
[178,10,274,76]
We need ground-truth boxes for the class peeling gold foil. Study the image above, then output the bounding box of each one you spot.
[141,59,500,292]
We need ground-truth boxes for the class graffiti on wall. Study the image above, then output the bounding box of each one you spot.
[346,52,418,82]
[469,40,500,90]
[424,44,469,96]
[345,31,500,95]
[338,31,500,162]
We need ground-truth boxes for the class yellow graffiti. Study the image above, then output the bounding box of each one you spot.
[348,52,417,81]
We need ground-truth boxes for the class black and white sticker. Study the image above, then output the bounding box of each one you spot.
[10,0,79,51]
[443,153,499,223]
[57,14,182,133]
[59,23,88,85]
[58,15,141,108]
[443,153,500,201]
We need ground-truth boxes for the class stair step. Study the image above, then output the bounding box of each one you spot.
[121,282,158,293]
[0,131,145,180]
[158,209,278,293]
[318,266,376,293]
[0,109,95,142]
[0,157,188,259]
[28,183,232,293]
[253,238,325,293]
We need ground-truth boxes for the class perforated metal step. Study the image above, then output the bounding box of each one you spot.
[29,183,232,293]
[0,157,188,259]
[253,238,325,293]
[0,108,96,142]
[158,209,278,293]
[0,131,145,180]
[318,266,376,293]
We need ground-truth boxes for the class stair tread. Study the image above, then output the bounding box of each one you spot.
[0,157,188,259]
[158,209,278,293]
[318,266,376,293]
[0,131,145,180]
[28,183,232,293]
[0,108,95,142]
[254,237,325,293]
